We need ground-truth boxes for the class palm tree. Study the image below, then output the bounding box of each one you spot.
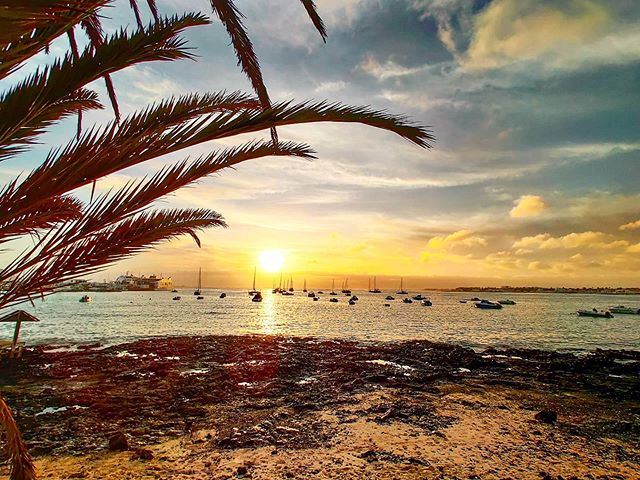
[0,1,434,477]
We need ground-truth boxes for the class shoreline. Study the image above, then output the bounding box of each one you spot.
[1,334,639,478]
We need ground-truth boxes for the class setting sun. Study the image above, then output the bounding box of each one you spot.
[259,250,285,273]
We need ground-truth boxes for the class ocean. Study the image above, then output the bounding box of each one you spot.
[2,290,639,352]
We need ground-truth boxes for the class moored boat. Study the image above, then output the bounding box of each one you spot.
[219,292,226,298]
[194,267,202,296]
[172,296,181,301]
[385,295,395,301]
[498,299,516,305]
[475,300,502,309]
[251,292,263,302]
[402,298,413,304]
[420,299,432,306]
[329,297,338,303]
[248,267,259,295]
[577,309,613,318]
[609,306,640,315]
[412,294,425,301]
[396,277,408,295]
[79,295,92,303]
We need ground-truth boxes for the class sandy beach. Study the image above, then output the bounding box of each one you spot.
[1,335,639,479]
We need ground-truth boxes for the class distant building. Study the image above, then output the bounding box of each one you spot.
[114,274,173,291]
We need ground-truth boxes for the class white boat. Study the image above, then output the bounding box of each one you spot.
[79,295,92,303]
[577,309,613,318]
[396,277,407,295]
[402,298,413,304]
[609,306,640,315]
[420,299,432,306]
[475,300,502,309]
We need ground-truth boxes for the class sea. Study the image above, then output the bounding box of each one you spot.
[2,290,639,352]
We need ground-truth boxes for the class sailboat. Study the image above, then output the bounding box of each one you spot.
[193,267,202,296]
[248,266,259,295]
[371,276,381,293]
[330,279,338,296]
[341,277,351,294]
[303,279,307,293]
[396,277,408,295]
[288,275,294,292]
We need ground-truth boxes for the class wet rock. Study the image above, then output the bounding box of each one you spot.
[534,410,557,424]
[236,465,248,475]
[108,431,129,451]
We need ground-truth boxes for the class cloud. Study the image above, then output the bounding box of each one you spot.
[464,0,611,70]
[628,243,640,253]
[620,219,640,231]
[510,195,547,218]
[358,55,425,80]
[314,81,348,93]
[513,231,629,250]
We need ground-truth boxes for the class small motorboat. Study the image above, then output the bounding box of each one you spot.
[412,294,425,301]
[281,291,293,296]
[402,298,413,304]
[609,306,640,315]
[385,295,394,301]
[459,300,467,303]
[313,297,319,301]
[470,297,480,301]
[171,289,178,293]
[383,303,391,307]
[172,296,181,301]
[251,292,263,303]
[498,299,516,305]
[329,298,338,303]
[219,293,226,298]
[308,292,316,298]
[317,291,324,294]
[420,299,432,306]
[577,309,613,318]
[197,296,204,300]
[350,295,359,301]
[79,295,92,303]
[475,300,502,309]
[348,299,356,305]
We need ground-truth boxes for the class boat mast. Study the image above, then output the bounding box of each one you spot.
[252,266,256,290]
[198,267,202,291]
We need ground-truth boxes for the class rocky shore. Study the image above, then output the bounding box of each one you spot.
[1,335,639,479]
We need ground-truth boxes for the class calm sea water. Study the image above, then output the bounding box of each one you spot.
[2,290,639,352]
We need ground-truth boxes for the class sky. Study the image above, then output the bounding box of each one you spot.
[2,0,640,289]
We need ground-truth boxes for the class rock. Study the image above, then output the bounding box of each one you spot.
[68,471,86,478]
[534,410,558,424]
[130,447,154,460]
[108,431,129,451]
[236,465,248,475]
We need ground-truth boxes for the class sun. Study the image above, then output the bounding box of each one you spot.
[259,250,285,273]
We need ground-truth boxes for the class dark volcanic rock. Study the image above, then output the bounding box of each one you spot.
[534,410,558,424]
[108,431,129,451]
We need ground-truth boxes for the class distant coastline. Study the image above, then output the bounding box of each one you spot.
[441,286,640,295]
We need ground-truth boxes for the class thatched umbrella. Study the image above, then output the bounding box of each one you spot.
[0,310,39,359]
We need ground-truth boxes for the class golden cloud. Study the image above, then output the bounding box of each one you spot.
[465,0,610,70]
[620,219,640,231]
[513,231,629,250]
[509,195,547,218]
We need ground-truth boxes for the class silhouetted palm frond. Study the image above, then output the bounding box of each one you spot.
[299,0,327,42]
[0,209,225,309]
[0,12,210,160]
[0,395,36,480]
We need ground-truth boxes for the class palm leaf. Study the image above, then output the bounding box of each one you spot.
[0,395,35,480]
[0,12,210,160]
[299,0,326,42]
[0,209,225,308]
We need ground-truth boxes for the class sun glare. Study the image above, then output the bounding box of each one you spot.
[259,250,285,273]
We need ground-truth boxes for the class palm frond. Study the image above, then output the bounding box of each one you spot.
[209,0,277,143]
[0,395,36,480]
[0,12,210,160]
[0,0,110,79]
[0,195,83,243]
[299,0,326,42]
[129,0,144,29]
[0,209,225,309]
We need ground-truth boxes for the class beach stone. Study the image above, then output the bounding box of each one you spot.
[236,465,248,475]
[534,410,558,424]
[108,431,129,451]
[131,448,154,460]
